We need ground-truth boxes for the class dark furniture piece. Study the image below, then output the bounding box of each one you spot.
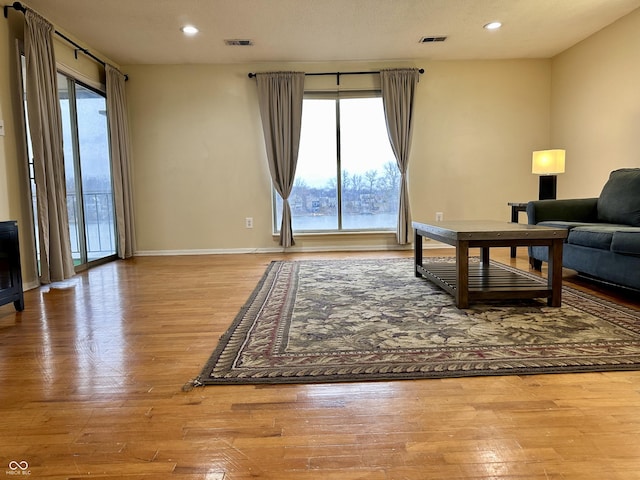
[413,220,567,308]
[527,168,640,291]
[0,221,25,311]
[538,175,559,200]
[508,202,528,257]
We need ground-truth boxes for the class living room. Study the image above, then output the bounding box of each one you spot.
[1,1,640,478]
[0,2,639,273]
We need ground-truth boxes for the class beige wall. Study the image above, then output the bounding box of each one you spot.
[551,7,640,198]
[411,60,550,222]
[125,59,551,253]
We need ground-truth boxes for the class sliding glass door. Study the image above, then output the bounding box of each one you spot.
[58,73,116,266]
[20,51,117,275]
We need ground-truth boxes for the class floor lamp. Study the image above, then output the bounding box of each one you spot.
[532,149,565,200]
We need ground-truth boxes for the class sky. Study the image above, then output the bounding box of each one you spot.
[296,97,396,188]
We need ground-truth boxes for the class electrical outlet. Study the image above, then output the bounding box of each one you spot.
[435,212,444,222]
[245,217,253,229]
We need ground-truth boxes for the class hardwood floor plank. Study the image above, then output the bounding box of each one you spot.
[1,249,640,478]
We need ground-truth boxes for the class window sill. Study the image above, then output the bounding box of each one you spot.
[273,230,396,238]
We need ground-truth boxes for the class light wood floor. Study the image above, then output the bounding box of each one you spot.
[1,248,640,479]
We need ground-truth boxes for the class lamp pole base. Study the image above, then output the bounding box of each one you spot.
[538,175,557,200]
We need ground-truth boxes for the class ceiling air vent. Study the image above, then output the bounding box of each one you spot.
[419,36,447,43]
[224,39,254,46]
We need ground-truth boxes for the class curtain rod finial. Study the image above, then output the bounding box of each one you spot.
[4,1,24,17]
[248,73,256,78]
[418,68,425,74]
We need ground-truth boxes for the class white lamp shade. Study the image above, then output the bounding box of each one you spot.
[532,149,566,175]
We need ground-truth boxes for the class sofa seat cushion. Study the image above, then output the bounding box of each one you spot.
[611,229,640,256]
[597,168,640,226]
[567,225,629,250]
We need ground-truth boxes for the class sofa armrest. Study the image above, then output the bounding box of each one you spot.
[527,198,599,224]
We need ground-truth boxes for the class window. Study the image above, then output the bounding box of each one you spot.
[274,92,400,233]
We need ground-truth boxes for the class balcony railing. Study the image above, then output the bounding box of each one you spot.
[66,192,116,260]
[31,191,116,263]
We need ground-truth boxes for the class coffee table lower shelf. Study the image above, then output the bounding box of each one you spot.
[416,262,552,303]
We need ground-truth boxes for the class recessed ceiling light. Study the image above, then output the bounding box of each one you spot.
[181,25,199,36]
[484,21,502,30]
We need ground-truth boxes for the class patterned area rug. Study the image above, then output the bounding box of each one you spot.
[196,258,640,385]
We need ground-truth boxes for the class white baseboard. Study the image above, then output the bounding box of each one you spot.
[134,243,453,257]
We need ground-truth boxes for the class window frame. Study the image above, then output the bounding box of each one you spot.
[272,89,399,235]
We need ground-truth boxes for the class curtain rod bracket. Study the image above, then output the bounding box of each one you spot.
[73,47,89,60]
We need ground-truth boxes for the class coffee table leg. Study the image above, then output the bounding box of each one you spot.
[456,240,469,309]
[414,230,423,277]
[510,205,519,257]
[480,247,490,267]
[548,238,563,307]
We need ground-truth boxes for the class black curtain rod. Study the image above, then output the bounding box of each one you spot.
[4,1,128,80]
[248,68,424,85]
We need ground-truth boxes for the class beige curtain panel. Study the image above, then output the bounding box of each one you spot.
[106,65,136,259]
[256,72,305,247]
[380,68,420,245]
[24,9,75,283]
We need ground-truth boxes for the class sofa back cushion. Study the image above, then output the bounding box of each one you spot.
[597,168,640,226]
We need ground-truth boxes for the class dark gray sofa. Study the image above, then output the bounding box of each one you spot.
[527,168,640,290]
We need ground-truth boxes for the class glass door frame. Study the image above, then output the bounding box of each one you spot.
[59,73,89,267]
[57,71,118,270]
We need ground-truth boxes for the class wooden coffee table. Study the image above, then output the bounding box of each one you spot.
[413,220,568,309]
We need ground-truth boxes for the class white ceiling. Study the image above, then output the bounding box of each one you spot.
[19,0,640,66]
